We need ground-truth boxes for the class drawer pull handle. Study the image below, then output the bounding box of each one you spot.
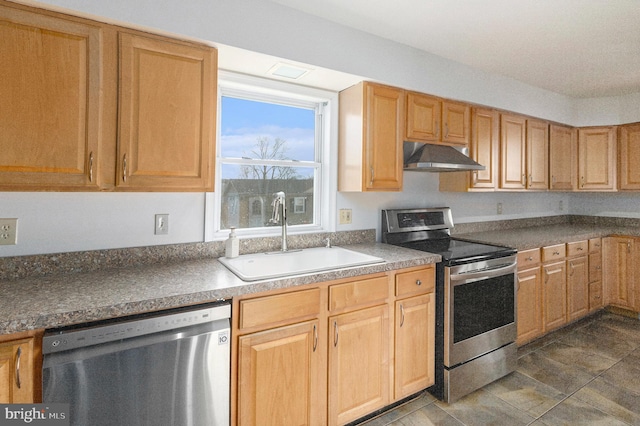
[416,279,422,286]
[577,247,584,251]
[333,321,339,347]
[553,251,560,256]
[313,324,318,352]
[15,346,22,389]
[400,304,405,327]
[526,256,533,261]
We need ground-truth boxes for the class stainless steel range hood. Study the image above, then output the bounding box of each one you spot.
[403,141,485,172]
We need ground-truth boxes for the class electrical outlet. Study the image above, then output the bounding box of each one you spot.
[0,218,18,245]
[339,209,352,225]
[155,214,169,235]
[497,203,503,215]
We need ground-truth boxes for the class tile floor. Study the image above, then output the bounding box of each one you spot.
[360,310,640,425]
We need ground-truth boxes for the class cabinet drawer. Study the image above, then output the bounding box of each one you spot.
[329,276,389,312]
[395,267,435,297]
[239,288,321,330]
[567,240,588,257]
[517,248,541,268]
[589,281,603,310]
[589,238,602,252]
[589,252,602,283]
[542,244,566,262]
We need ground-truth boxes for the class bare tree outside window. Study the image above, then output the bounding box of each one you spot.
[239,136,300,180]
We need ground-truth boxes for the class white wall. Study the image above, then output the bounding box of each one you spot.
[3,0,640,257]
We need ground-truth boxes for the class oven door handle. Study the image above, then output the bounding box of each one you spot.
[450,262,516,285]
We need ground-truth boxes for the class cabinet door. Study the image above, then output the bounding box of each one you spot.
[364,84,404,191]
[549,124,577,190]
[0,338,35,403]
[0,5,104,190]
[405,92,440,142]
[567,256,589,321]
[441,101,470,145]
[500,114,527,189]
[603,237,635,308]
[470,108,499,189]
[526,119,549,189]
[543,261,567,331]
[516,266,543,345]
[238,320,320,426]
[118,32,216,191]
[394,293,434,399]
[328,305,389,426]
[618,123,640,190]
[578,127,615,190]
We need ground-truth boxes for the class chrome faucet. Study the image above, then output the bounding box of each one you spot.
[269,191,288,252]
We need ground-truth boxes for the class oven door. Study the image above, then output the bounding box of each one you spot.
[444,255,516,368]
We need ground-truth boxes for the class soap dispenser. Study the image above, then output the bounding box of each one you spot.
[225,227,239,258]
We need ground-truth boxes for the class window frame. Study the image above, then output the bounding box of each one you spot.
[205,71,338,241]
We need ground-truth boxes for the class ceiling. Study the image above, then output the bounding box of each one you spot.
[268,0,640,99]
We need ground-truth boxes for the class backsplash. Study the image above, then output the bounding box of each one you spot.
[0,229,376,281]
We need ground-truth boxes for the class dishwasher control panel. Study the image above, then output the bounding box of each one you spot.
[43,302,231,354]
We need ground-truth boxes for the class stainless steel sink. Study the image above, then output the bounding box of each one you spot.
[218,246,385,281]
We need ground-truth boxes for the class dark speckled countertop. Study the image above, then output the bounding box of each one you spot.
[456,223,640,251]
[0,243,440,335]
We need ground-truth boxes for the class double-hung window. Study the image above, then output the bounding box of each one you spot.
[213,72,334,237]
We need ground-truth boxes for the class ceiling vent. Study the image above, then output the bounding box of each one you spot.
[267,62,312,80]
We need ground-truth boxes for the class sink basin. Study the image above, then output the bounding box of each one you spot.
[219,246,385,281]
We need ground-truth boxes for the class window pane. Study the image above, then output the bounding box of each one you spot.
[220,164,315,229]
[220,97,315,161]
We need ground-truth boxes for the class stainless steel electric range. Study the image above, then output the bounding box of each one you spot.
[382,207,517,403]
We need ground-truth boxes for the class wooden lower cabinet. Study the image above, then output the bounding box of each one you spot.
[516,265,543,345]
[542,261,567,332]
[237,320,320,426]
[394,293,435,399]
[0,331,42,403]
[603,236,637,310]
[567,255,589,321]
[328,305,390,426]
[233,266,435,426]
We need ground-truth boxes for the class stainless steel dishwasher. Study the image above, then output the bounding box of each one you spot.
[42,302,231,426]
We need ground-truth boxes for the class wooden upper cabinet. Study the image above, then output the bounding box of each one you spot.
[441,101,470,145]
[578,126,616,191]
[439,107,498,192]
[618,123,640,190]
[500,114,527,189]
[339,82,404,192]
[0,4,106,190]
[117,32,216,191]
[405,93,469,146]
[526,119,549,190]
[549,124,577,190]
[405,92,440,142]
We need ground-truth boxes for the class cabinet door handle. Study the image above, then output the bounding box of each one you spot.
[581,176,585,188]
[15,346,22,389]
[400,304,405,327]
[333,321,338,347]
[528,174,532,187]
[627,242,632,253]
[473,171,478,184]
[122,154,128,183]
[569,262,575,276]
[444,123,449,139]
[521,174,526,186]
[313,324,318,352]
[435,121,440,139]
[88,152,94,183]
[369,167,374,186]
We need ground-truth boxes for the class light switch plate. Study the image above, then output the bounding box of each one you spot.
[155,214,169,235]
[0,218,18,245]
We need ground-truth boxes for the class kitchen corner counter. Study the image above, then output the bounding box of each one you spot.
[0,243,439,335]
[455,223,640,251]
